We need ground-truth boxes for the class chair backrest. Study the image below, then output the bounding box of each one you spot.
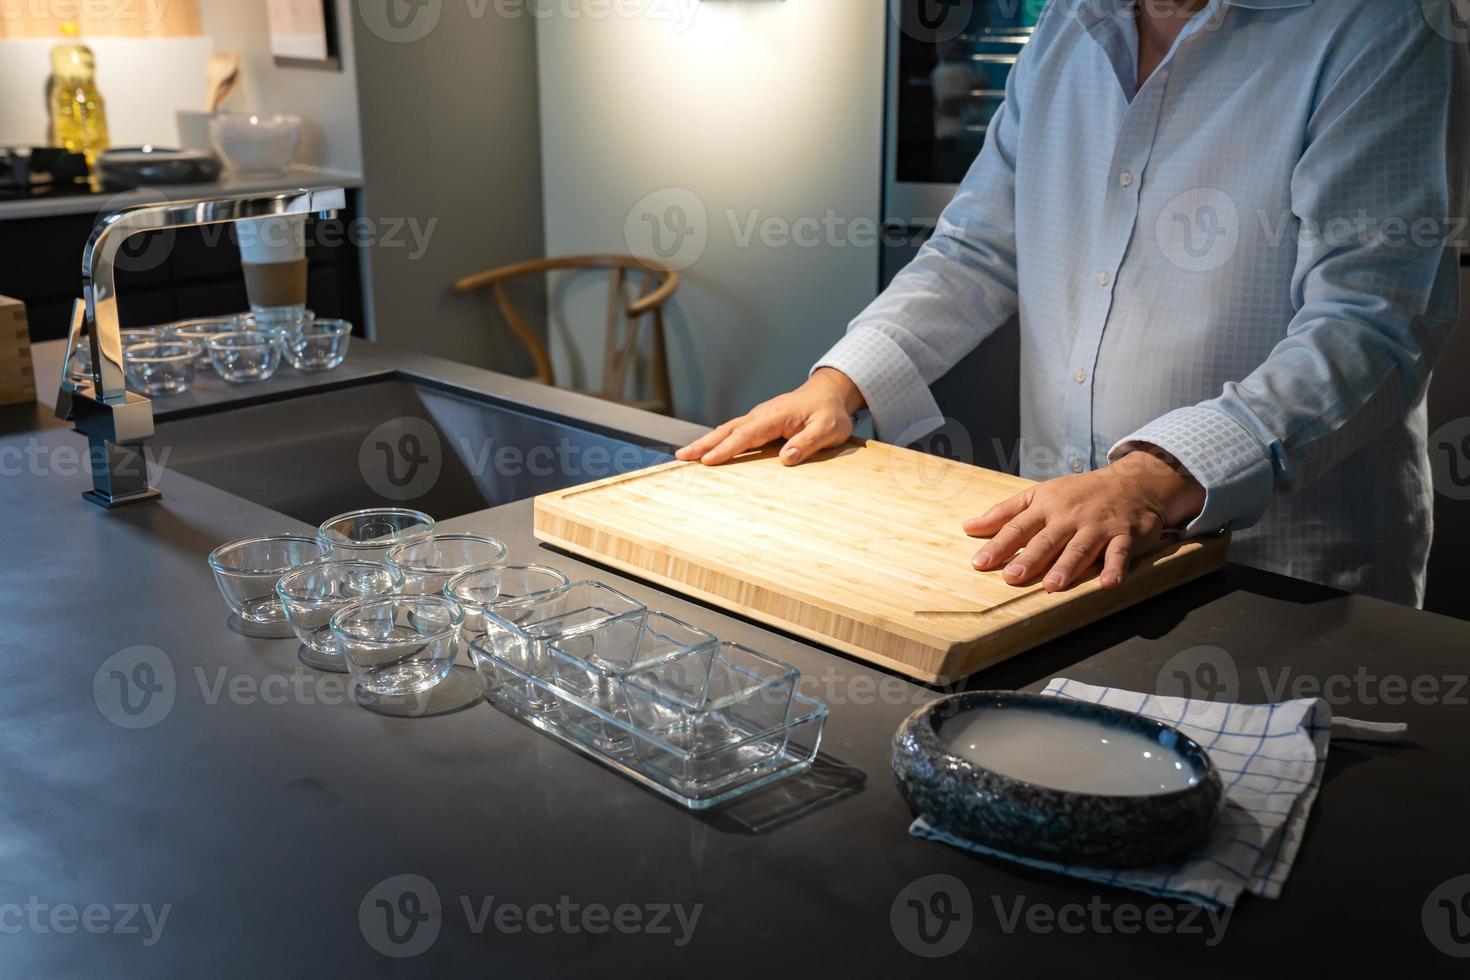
[453,254,678,413]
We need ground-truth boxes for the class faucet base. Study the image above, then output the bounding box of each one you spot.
[82,486,163,509]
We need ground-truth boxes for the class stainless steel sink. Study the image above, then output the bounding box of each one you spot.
[152,377,671,526]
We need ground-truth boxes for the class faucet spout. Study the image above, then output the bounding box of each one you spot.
[56,186,348,506]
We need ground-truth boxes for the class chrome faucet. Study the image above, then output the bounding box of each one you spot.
[55,187,346,507]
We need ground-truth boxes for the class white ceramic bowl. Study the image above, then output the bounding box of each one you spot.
[210,114,301,174]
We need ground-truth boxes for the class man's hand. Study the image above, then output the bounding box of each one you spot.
[676,368,866,466]
[966,450,1207,592]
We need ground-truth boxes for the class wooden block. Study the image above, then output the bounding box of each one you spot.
[534,441,1230,685]
[0,296,36,407]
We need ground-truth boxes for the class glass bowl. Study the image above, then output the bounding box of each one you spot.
[207,329,282,383]
[330,595,464,696]
[280,318,351,372]
[208,533,334,637]
[70,328,165,380]
[318,508,436,563]
[445,564,570,636]
[384,533,509,595]
[276,560,405,671]
[124,341,200,396]
[210,113,302,174]
[166,316,243,372]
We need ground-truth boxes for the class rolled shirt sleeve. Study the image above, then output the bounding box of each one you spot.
[1112,8,1467,537]
[812,0,1049,445]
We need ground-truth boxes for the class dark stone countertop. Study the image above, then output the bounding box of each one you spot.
[2,341,1467,976]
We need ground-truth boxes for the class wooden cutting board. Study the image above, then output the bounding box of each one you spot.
[533,441,1229,684]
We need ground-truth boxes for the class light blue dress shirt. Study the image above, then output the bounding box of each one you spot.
[818,0,1468,605]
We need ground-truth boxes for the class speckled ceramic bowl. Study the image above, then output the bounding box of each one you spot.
[893,692,1224,867]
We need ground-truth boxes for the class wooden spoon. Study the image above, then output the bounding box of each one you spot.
[205,52,241,112]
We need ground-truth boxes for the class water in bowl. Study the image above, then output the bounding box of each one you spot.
[942,705,1201,796]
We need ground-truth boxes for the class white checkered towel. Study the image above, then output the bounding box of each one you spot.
[909,678,1406,909]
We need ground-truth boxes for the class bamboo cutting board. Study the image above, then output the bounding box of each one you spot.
[533,441,1229,684]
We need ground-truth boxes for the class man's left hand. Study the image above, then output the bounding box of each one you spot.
[965,450,1207,592]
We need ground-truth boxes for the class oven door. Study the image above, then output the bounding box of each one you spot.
[884,1,1036,225]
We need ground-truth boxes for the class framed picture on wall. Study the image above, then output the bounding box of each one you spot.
[267,0,341,71]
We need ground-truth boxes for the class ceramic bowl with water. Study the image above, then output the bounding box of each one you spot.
[892,692,1224,867]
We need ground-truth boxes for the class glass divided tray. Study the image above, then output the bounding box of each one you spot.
[472,641,828,810]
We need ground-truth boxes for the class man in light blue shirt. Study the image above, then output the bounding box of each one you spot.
[680,0,1469,606]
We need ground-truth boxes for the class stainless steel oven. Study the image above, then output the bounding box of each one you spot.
[884,1,1040,224]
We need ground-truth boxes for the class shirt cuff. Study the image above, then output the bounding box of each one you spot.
[812,325,945,447]
[1109,406,1276,537]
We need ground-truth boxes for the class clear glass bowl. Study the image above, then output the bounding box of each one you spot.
[444,564,570,636]
[166,316,243,372]
[279,318,351,372]
[276,560,404,671]
[384,533,509,595]
[207,329,282,383]
[331,595,464,696]
[123,341,201,396]
[208,534,334,637]
[318,508,436,564]
[70,328,165,380]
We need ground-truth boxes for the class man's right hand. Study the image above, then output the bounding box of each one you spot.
[675,367,866,466]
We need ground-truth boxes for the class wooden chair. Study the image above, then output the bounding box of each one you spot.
[453,255,679,415]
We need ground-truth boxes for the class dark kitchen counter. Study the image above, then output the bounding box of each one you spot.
[2,341,1467,976]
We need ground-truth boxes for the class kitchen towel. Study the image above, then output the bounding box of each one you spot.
[909,678,1405,909]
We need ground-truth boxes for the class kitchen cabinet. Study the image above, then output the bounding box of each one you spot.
[0,202,365,343]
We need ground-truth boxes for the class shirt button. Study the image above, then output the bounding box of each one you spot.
[1120,172,1134,187]
[1071,458,1085,473]
[1074,369,1087,384]
[1097,272,1111,286]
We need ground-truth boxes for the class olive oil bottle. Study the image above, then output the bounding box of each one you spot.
[47,22,110,164]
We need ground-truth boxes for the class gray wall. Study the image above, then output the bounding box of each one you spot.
[536,1,886,425]
[349,3,544,371]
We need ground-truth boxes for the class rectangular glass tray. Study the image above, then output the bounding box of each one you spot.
[476,646,828,810]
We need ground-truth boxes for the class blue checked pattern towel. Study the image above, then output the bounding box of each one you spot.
[910,678,1405,909]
